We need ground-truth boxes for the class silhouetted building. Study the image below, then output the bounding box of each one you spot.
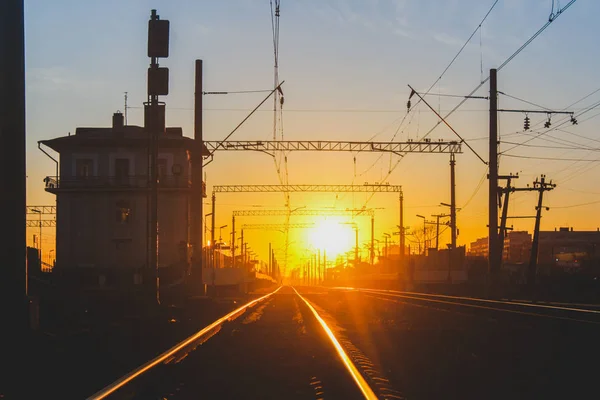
[538,227,600,268]
[503,231,531,263]
[469,237,488,258]
[40,112,197,287]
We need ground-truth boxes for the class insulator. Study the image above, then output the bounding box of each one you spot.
[571,115,578,125]
[407,100,411,110]
[280,96,284,106]
[523,115,530,130]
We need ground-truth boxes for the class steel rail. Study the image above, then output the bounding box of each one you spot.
[354,288,600,315]
[87,286,282,400]
[350,288,600,324]
[293,287,378,400]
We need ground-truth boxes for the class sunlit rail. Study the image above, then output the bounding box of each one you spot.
[339,288,600,324]
[293,287,378,400]
[87,287,281,400]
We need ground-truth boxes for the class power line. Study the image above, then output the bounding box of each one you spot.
[421,0,577,140]
[500,98,600,154]
[202,89,272,95]
[498,91,553,111]
[499,140,599,151]
[502,154,600,162]
[550,199,600,209]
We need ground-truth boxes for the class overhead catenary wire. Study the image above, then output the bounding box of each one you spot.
[420,0,577,141]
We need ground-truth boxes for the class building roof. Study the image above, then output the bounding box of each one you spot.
[40,125,210,156]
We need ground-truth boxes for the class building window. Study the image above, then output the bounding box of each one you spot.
[75,158,94,178]
[157,158,167,181]
[115,158,130,184]
[116,200,131,223]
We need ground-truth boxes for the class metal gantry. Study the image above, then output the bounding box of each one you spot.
[213,184,403,193]
[26,220,56,228]
[232,208,375,217]
[230,208,377,270]
[211,185,404,268]
[242,223,315,230]
[26,206,55,214]
[205,140,462,155]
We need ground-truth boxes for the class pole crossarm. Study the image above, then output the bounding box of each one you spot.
[214,184,403,193]
[242,223,315,230]
[26,206,56,214]
[26,220,55,227]
[204,140,462,154]
[233,208,375,217]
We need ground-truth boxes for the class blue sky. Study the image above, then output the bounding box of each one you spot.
[25,0,600,259]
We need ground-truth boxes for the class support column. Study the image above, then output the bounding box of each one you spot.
[488,68,500,293]
[211,193,216,271]
[0,0,27,332]
[450,153,457,250]
[323,250,327,282]
[449,152,457,283]
[232,215,236,268]
[318,249,321,284]
[399,191,404,270]
[355,227,359,265]
[240,229,244,271]
[370,215,375,265]
[268,242,272,277]
[191,59,204,284]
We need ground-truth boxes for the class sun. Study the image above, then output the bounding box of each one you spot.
[309,219,354,259]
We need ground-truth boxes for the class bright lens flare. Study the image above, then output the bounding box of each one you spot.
[309,220,353,258]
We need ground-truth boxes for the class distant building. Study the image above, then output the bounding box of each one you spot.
[503,231,531,263]
[469,237,488,258]
[40,111,205,287]
[538,227,600,267]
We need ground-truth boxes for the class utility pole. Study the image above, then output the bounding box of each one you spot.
[240,229,244,271]
[268,242,272,277]
[355,226,359,265]
[499,174,518,257]
[488,68,500,293]
[430,214,449,250]
[528,175,555,288]
[399,191,405,269]
[191,59,204,286]
[370,215,375,265]
[318,249,321,284]
[416,214,426,255]
[1,0,27,332]
[146,9,169,304]
[449,153,457,250]
[383,233,390,258]
[323,250,327,282]
[211,193,216,270]
[232,215,236,268]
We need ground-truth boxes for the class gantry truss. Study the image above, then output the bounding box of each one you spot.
[212,184,403,269]
[213,184,403,193]
[242,223,315,230]
[26,220,56,227]
[233,208,375,217]
[204,140,462,155]
[27,206,56,214]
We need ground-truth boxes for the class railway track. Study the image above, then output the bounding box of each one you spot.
[338,288,600,324]
[87,286,380,400]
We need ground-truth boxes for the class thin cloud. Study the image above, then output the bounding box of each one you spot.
[432,32,464,47]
